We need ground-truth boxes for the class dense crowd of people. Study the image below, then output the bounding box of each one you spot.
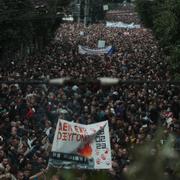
[31,0,47,7]
[105,4,140,23]
[0,3,179,180]
[106,11,140,24]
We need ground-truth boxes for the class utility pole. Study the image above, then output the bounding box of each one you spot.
[72,0,81,24]
[77,0,81,24]
[84,0,89,27]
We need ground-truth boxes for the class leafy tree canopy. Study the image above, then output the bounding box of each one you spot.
[135,0,180,79]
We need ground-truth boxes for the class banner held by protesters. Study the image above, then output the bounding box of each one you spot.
[78,45,113,55]
[48,119,112,169]
[106,21,141,29]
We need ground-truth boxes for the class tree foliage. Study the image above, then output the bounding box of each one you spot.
[0,0,34,60]
[135,0,154,27]
[135,0,180,79]
[0,0,71,62]
[126,129,180,180]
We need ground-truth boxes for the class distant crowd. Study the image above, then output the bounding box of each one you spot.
[106,11,140,24]
[0,3,179,180]
[105,4,140,23]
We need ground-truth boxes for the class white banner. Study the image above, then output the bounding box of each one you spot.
[98,40,106,48]
[103,5,109,11]
[48,119,112,169]
[106,21,141,29]
[78,45,112,55]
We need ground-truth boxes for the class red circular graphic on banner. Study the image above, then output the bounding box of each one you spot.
[96,150,99,156]
[96,158,101,164]
[106,161,110,165]
[105,148,109,154]
[101,154,106,160]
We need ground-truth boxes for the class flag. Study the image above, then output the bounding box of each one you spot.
[107,46,115,56]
